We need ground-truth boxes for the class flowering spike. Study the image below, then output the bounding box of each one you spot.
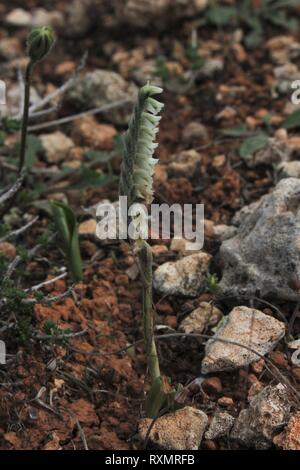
[119,83,163,206]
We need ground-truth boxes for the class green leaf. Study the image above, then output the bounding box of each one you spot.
[0,130,6,146]
[70,168,117,190]
[85,150,112,163]
[1,117,21,133]
[206,6,236,26]
[25,135,42,168]
[221,124,248,137]
[267,11,297,30]
[50,201,83,281]
[239,133,268,159]
[245,29,263,48]
[145,377,167,419]
[283,109,300,129]
[113,134,124,153]
[155,56,170,82]
[14,135,42,169]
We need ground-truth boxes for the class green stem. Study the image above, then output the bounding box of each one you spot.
[18,60,34,174]
[136,239,161,385]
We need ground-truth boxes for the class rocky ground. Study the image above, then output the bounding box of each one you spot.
[1,0,300,451]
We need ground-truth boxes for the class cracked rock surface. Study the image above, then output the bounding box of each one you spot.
[231,384,291,449]
[205,411,235,440]
[153,252,211,297]
[201,306,285,373]
[139,406,208,450]
[218,178,300,301]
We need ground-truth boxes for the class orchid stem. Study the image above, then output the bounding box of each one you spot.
[136,238,161,386]
[18,60,34,175]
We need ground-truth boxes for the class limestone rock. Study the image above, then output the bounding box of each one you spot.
[63,0,97,37]
[5,8,32,27]
[213,224,237,241]
[153,252,211,297]
[139,406,208,450]
[66,70,137,125]
[196,58,224,79]
[205,412,235,440]
[201,306,285,373]
[247,138,292,168]
[115,0,208,29]
[278,161,300,179]
[40,132,74,163]
[182,122,208,144]
[179,302,223,335]
[72,116,117,150]
[231,384,291,449]
[168,150,202,178]
[274,412,300,450]
[31,8,64,28]
[219,178,300,301]
[0,38,21,60]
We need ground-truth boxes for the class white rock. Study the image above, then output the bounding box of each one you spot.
[278,161,300,179]
[153,252,211,297]
[213,224,237,241]
[40,131,74,163]
[182,122,208,143]
[139,406,208,450]
[64,0,93,37]
[0,38,21,60]
[216,106,237,121]
[274,62,300,80]
[116,0,208,28]
[231,384,291,449]
[5,8,32,27]
[4,84,41,117]
[219,178,300,301]
[205,411,235,440]
[66,70,137,125]
[179,302,223,334]
[31,8,64,28]
[168,149,202,178]
[266,35,300,64]
[247,137,291,168]
[201,306,285,373]
[131,59,162,86]
[196,58,224,78]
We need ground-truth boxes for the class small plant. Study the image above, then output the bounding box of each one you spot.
[0,274,34,346]
[203,0,298,48]
[185,36,204,71]
[119,83,166,418]
[206,273,219,294]
[43,319,72,344]
[50,201,83,282]
[18,26,55,175]
[154,56,170,83]
[0,26,55,216]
